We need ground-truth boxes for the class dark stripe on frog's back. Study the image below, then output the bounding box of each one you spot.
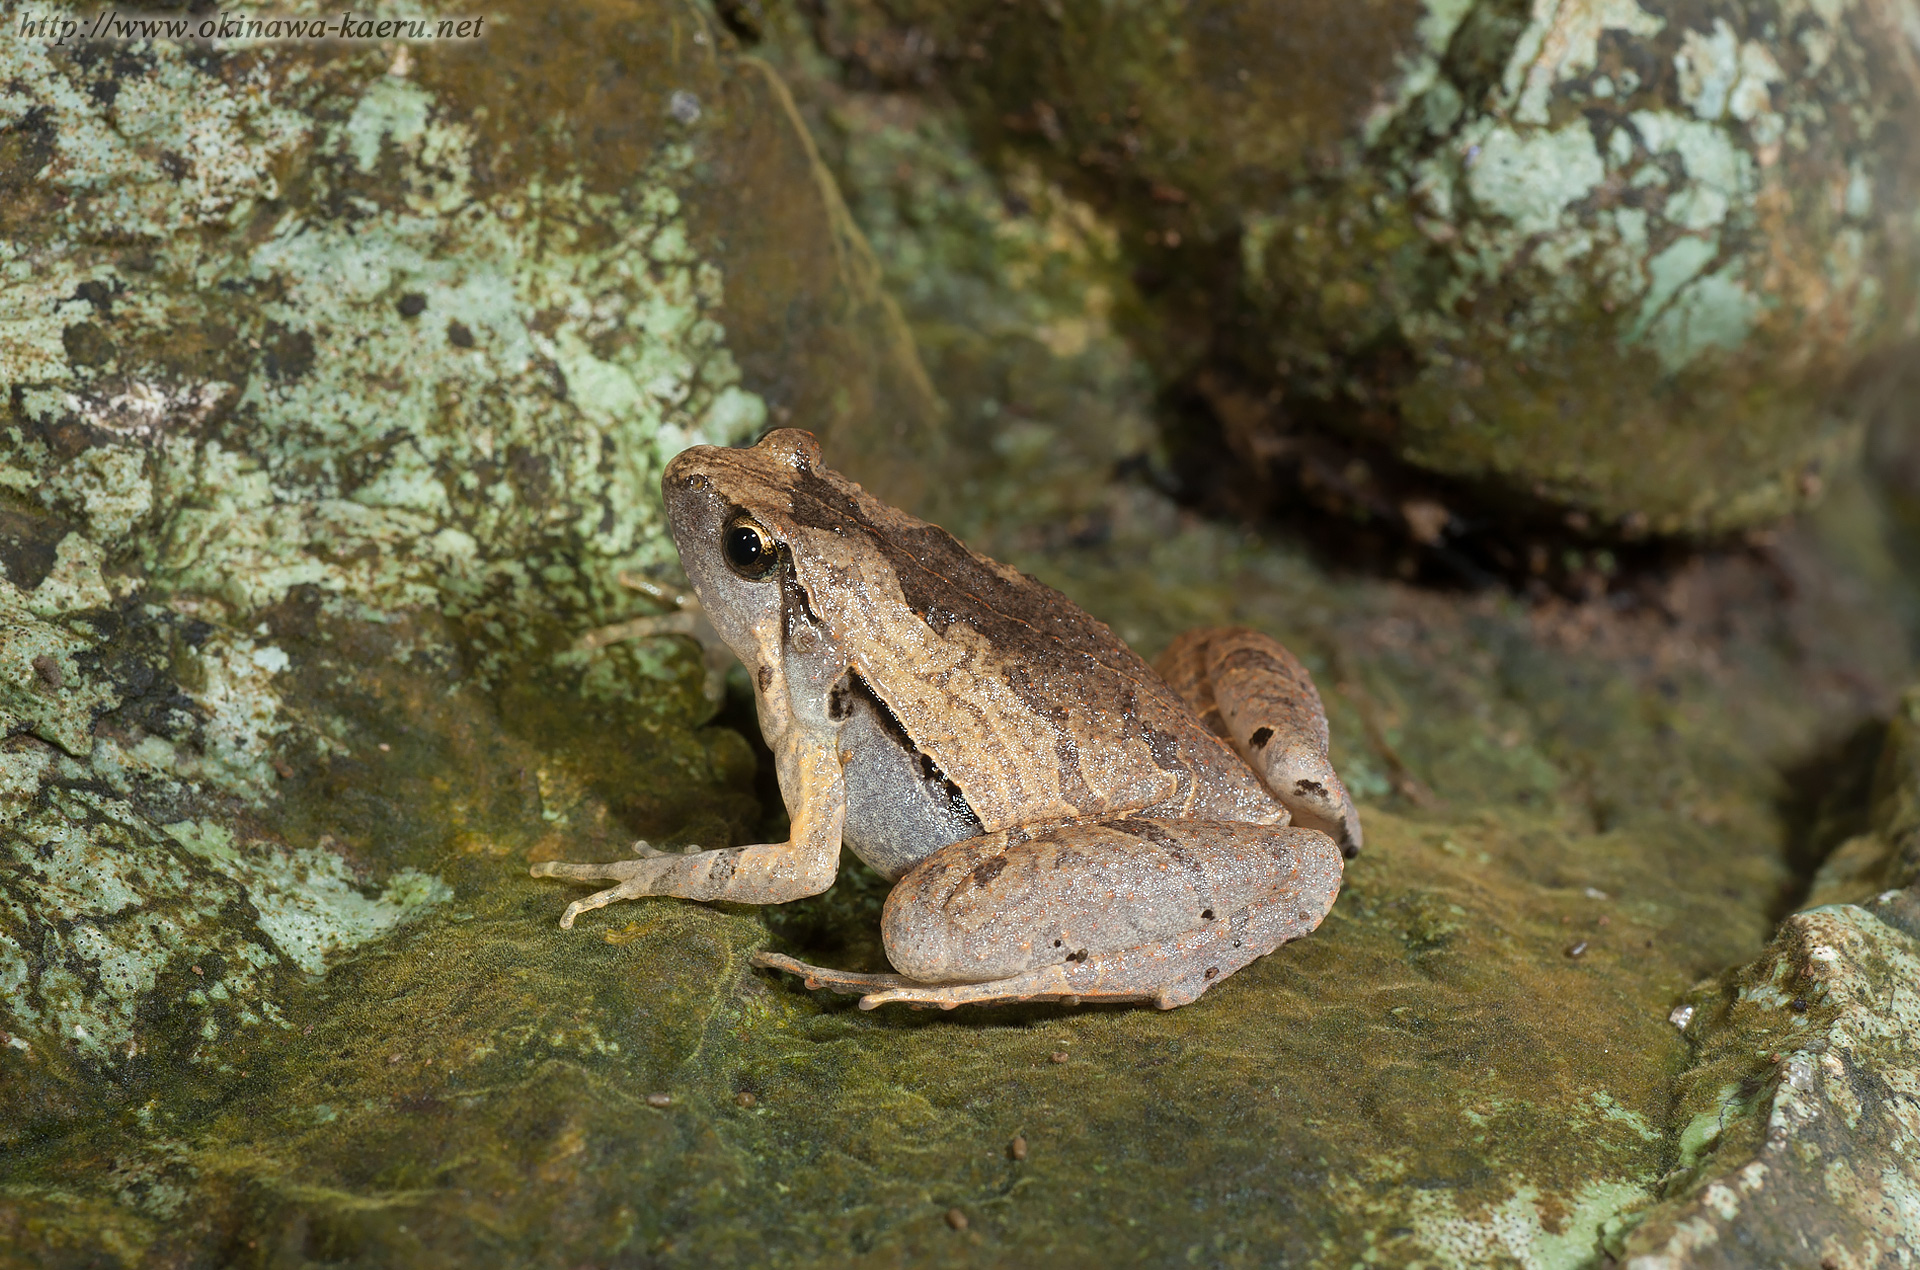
[786,467,1154,685]
[785,465,1276,821]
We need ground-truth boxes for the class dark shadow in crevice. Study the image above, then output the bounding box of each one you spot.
[1770,717,1889,922]
[1140,363,1720,604]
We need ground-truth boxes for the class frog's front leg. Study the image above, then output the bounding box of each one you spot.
[755,818,1342,1010]
[531,732,845,928]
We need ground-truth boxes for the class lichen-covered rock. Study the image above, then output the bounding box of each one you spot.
[0,0,930,1146]
[1613,676,1920,1266]
[801,0,1920,535]
[1623,905,1920,1268]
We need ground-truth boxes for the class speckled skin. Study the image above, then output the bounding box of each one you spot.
[534,429,1358,1008]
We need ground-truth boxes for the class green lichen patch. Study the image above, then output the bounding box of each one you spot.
[0,566,120,758]
[2,741,295,1131]
[163,820,450,976]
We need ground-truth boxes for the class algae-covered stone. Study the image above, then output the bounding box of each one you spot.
[806,0,1920,534]
[1623,906,1920,1267]
[0,0,928,1145]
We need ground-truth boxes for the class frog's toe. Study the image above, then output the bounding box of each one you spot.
[555,875,659,929]
[854,964,1088,1011]
[532,861,634,881]
[528,846,664,884]
[752,951,919,995]
[1267,749,1363,857]
[856,986,946,1010]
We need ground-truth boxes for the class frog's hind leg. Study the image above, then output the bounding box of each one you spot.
[1153,629,1232,740]
[1155,628,1363,857]
[853,910,1288,1010]
[824,818,1342,1011]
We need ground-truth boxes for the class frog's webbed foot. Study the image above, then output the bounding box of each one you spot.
[751,951,1145,1011]
[531,820,843,930]
[533,738,847,927]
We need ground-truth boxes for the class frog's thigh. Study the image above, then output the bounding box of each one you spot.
[868,819,1342,1010]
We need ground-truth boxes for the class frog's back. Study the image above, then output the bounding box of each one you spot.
[736,443,1284,833]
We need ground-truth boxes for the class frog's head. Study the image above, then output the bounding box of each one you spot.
[661,429,829,658]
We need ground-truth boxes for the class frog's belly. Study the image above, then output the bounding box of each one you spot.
[838,679,982,881]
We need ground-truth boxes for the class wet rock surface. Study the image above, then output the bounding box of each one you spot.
[3,2,1919,1267]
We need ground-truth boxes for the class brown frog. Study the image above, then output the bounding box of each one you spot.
[533,430,1361,1010]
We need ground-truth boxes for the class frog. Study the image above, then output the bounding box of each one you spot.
[532,429,1363,1010]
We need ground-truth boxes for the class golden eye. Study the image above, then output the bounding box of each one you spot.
[722,514,780,580]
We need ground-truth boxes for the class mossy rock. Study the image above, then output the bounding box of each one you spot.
[0,0,931,1148]
[1624,688,1920,1265]
[799,0,1920,536]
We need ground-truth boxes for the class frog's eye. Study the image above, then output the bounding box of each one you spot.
[722,514,781,580]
